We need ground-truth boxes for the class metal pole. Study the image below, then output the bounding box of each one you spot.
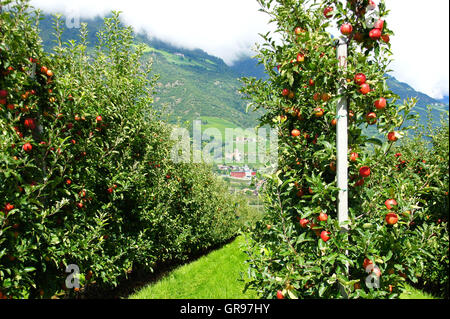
[336,37,349,231]
[336,37,349,298]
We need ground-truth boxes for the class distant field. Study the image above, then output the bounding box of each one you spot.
[200,116,240,135]
[198,117,272,165]
[140,44,208,68]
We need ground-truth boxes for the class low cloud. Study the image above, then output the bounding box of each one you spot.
[387,0,449,100]
[31,0,271,64]
[30,0,449,99]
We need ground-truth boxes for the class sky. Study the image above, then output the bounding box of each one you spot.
[30,0,449,100]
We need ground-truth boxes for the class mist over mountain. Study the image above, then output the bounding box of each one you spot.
[37,14,448,128]
[439,96,449,104]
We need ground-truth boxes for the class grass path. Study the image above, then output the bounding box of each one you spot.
[400,285,438,299]
[129,236,257,299]
[129,236,436,299]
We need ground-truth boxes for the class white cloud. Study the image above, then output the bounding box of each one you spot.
[30,0,272,65]
[30,0,449,99]
[386,0,449,100]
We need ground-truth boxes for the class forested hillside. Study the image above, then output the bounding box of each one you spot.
[39,14,448,130]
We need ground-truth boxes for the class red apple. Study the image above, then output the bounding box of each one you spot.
[0,89,8,98]
[374,97,387,110]
[323,6,333,18]
[366,112,377,125]
[297,53,305,62]
[320,231,331,242]
[318,212,328,222]
[353,32,364,43]
[359,166,371,178]
[321,93,331,102]
[355,178,365,187]
[282,88,290,97]
[24,118,36,130]
[288,91,295,100]
[23,143,33,153]
[363,258,373,270]
[330,161,336,172]
[385,199,398,210]
[340,23,353,36]
[294,27,304,35]
[354,73,366,85]
[291,129,301,137]
[360,83,371,95]
[388,131,400,142]
[300,218,310,228]
[381,34,390,43]
[314,107,324,117]
[368,0,376,10]
[96,115,103,122]
[372,267,382,277]
[4,203,14,212]
[374,19,384,30]
[369,28,382,40]
[277,290,284,299]
[350,152,359,162]
[386,213,399,225]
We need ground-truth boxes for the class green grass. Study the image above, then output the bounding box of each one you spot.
[400,284,439,299]
[200,116,239,135]
[139,44,207,68]
[129,236,258,299]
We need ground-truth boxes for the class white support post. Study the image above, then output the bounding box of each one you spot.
[336,37,349,231]
[336,37,349,299]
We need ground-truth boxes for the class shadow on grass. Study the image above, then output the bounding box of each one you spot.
[407,279,448,299]
[81,235,239,299]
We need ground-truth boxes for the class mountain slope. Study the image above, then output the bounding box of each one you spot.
[38,15,259,128]
[37,14,447,129]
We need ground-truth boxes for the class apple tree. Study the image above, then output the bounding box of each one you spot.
[240,0,440,299]
[1,0,240,299]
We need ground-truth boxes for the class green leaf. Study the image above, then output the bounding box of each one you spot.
[365,138,383,147]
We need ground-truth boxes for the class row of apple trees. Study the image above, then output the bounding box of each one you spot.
[240,0,448,299]
[0,0,240,299]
